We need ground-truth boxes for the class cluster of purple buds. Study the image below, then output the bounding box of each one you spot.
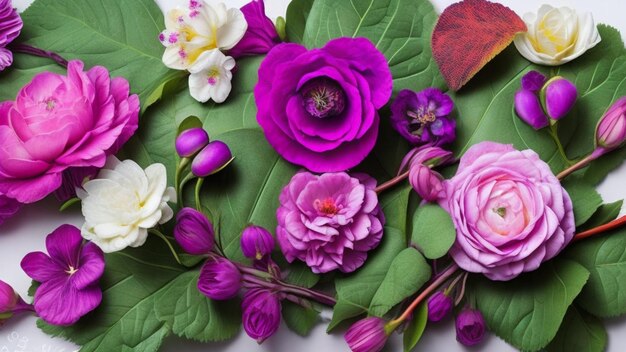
[514,71,577,129]
[401,145,454,202]
[175,126,234,177]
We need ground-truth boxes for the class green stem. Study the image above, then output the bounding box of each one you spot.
[149,229,182,265]
[547,124,575,166]
[59,197,81,211]
[175,158,190,205]
[195,178,205,212]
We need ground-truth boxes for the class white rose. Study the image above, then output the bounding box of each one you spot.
[159,1,247,70]
[78,156,176,253]
[514,5,601,66]
[188,49,236,103]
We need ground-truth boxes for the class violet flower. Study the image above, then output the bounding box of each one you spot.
[240,225,275,260]
[242,288,281,343]
[0,194,20,226]
[197,257,241,300]
[174,207,215,255]
[21,225,105,326]
[191,141,234,177]
[0,0,23,71]
[544,77,577,120]
[390,88,456,146]
[229,0,280,58]
[456,309,486,346]
[427,291,453,322]
[514,89,549,129]
[344,316,389,352]
[176,127,210,158]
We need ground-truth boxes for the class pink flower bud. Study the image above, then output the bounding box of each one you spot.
[191,140,234,177]
[544,76,577,120]
[176,127,209,158]
[174,207,214,255]
[596,97,626,149]
[514,89,549,129]
[399,145,454,174]
[455,309,486,346]
[197,257,241,300]
[242,289,281,343]
[344,316,389,352]
[409,164,445,202]
[0,280,18,318]
[241,225,275,260]
[427,291,453,322]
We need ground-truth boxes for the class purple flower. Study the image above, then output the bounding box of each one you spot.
[390,88,456,146]
[174,207,214,255]
[0,194,20,225]
[398,145,454,176]
[455,309,486,346]
[197,257,241,300]
[241,225,275,260]
[229,0,280,58]
[427,291,453,322]
[53,167,98,202]
[0,0,22,71]
[344,316,388,352]
[0,279,17,315]
[521,70,546,92]
[514,89,549,129]
[409,164,445,202]
[277,171,385,274]
[544,77,577,120]
[191,140,234,177]
[255,37,392,172]
[176,127,210,158]
[21,225,105,326]
[242,289,281,343]
[596,96,626,150]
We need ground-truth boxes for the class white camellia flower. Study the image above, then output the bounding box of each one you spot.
[514,5,601,66]
[188,49,236,103]
[159,1,247,70]
[78,156,176,253]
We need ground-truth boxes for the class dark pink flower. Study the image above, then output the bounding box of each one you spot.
[427,291,453,322]
[0,0,22,71]
[240,225,274,260]
[455,309,486,346]
[596,96,626,150]
[21,225,105,326]
[344,316,388,352]
[242,288,281,343]
[197,257,241,300]
[0,60,139,203]
[229,0,280,58]
[174,207,215,255]
[277,171,384,274]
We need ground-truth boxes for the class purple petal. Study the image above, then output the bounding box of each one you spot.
[71,242,105,290]
[34,278,102,326]
[0,47,13,71]
[45,224,83,268]
[521,71,547,92]
[514,89,549,130]
[21,251,64,282]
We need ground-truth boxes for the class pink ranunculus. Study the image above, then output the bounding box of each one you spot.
[440,142,575,281]
[0,60,139,203]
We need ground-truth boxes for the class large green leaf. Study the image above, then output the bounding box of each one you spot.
[565,228,626,318]
[546,305,607,352]
[411,204,456,259]
[285,0,315,43]
[562,178,603,227]
[579,200,623,231]
[472,259,590,351]
[402,303,428,352]
[282,302,320,337]
[0,54,65,101]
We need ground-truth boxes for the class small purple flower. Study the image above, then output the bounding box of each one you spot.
[174,207,214,255]
[398,145,454,175]
[229,0,280,59]
[241,225,275,260]
[277,171,385,274]
[197,257,241,300]
[53,167,98,202]
[390,88,456,146]
[21,225,105,326]
[344,316,389,352]
[0,194,20,226]
[544,77,577,120]
[0,280,17,315]
[455,309,486,346]
[427,291,453,322]
[521,70,546,92]
[242,288,281,343]
[0,0,23,71]
[409,164,445,202]
[596,96,626,149]
[176,127,210,158]
[191,140,234,177]
[514,89,549,129]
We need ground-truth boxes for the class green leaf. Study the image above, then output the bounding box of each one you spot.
[403,303,428,352]
[565,227,626,318]
[282,302,320,336]
[369,248,430,317]
[328,186,411,330]
[579,200,623,231]
[472,259,590,351]
[18,0,175,107]
[0,54,65,101]
[285,262,320,289]
[285,0,314,44]
[411,204,456,259]
[562,178,603,227]
[546,305,607,352]
[177,116,204,136]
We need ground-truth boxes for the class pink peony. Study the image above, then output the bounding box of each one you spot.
[277,171,384,274]
[0,60,139,203]
[440,142,575,281]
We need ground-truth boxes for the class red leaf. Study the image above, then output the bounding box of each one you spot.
[432,0,526,91]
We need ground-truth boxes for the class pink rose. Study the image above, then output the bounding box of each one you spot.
[440,142,575,281]
[0,60,139,203]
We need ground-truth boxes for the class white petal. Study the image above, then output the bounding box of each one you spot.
[189,73,213,103]
[159,203,175,224]
[210,74,232,103]
[217,7,248,50]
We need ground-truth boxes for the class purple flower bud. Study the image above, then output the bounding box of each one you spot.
[241,225,275,260]
[174,207,215,255]
[544,77,577,120]
[0,280,17,317]
[242,288,281,343]
[191,140,234,177]
[344,316,389,352]
[399,145,454,174]
[176,127,209,158]
[229,0,281,59]
[514,89,549,130]
[521,70,546,92]
[409,164,445,202]
[197,257,241,300]
[427,291,453,322]
[455,309,486,346]
[596,97,626,149]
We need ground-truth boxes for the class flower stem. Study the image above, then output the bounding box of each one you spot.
[10,43,68,68]
[557,148,605,180]
[194,177,204,212]
[175,158,190,206]
[547,124,576,166]
[375,171,409,194]
[59,197,80,212]
[573,214,626,242]
[149,229,182,265]
[389,263,459,326]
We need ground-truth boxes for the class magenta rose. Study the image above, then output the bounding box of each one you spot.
[255,37,392,172]
[277,171,384,273]
[0,60,139,203]
[440,142,575,281]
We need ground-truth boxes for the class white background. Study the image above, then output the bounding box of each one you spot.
[2,0,626,351]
